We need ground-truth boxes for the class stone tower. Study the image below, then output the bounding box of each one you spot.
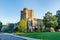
[21,8,34,20]
[20,8,35,32]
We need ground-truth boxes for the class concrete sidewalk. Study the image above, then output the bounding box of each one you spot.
[0,33,40,40]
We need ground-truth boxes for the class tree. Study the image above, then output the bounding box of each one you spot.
[43,12,58,32]
[0,21,2,32]
[52,16,58,28]
[1,25,8,32]
[56,10,60,28]
[7,23,14,33]
[49,16,58,32]
[14,27,18,32]
[18,19,27,32]
[43,12,53,27]
[39,21,45,32]
[43,12,53,31]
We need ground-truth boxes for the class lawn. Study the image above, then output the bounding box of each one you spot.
[16,32,60,40]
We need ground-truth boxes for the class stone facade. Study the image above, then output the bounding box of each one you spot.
[20,8,42,32]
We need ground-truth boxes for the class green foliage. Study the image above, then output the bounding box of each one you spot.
[56,10,60,26]
[1,25,8,32]
[0,21,2,31]
[43,12,58,28]
[18,19,27,32]
[39,21,45,32]
[52,16,58,28]
[43,12,53,28]
[7,23,14,32]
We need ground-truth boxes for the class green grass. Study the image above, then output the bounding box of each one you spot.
[16,32,60,40]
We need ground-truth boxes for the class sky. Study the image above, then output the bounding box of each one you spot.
[0,0,60,24]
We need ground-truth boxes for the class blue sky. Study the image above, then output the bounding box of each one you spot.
[0,0,60,24]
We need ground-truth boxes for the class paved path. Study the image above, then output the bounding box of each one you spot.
[0,33,40,40]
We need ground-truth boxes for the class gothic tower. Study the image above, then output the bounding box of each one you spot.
[20,8,34,32]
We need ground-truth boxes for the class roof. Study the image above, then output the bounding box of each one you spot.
[34,18,42,21]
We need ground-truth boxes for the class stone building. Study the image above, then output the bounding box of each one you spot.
[20,8,42,32]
